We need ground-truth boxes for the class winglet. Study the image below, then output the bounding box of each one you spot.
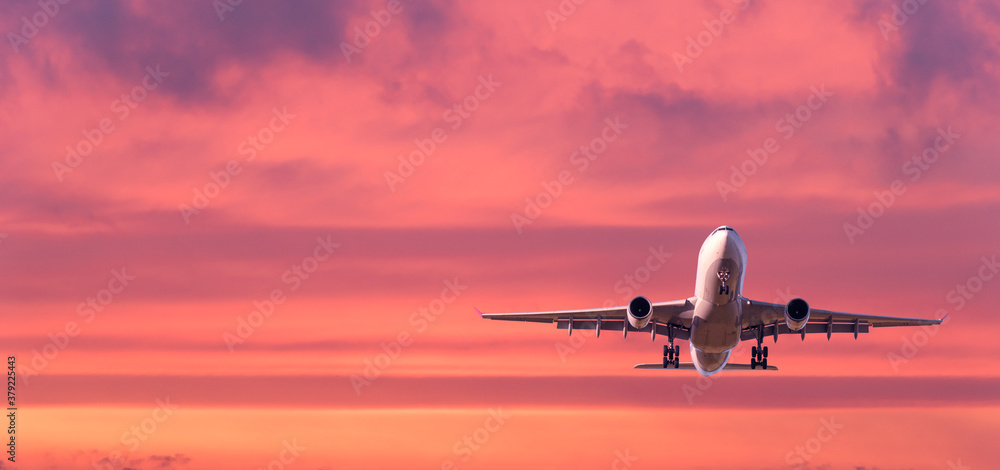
[475,307,484,318]
[939,312,949,323]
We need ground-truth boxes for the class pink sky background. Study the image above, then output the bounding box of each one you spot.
[2,0,999,468]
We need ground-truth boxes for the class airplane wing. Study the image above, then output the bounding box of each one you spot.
[739,298,945,341]
[480,297,697,339]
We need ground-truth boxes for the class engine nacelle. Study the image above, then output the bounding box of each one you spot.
[784,298,810,331]
[627,296,653,330]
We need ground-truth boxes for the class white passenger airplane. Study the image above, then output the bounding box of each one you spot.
[480,226,944,376]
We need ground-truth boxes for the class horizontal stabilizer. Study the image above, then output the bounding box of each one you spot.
[634,362,778,371]
[719,363,779,370]
[635,362,697,370]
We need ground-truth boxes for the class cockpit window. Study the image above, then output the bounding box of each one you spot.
[712,226,737,235]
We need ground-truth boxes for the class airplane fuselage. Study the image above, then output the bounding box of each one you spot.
[689,226,748,375]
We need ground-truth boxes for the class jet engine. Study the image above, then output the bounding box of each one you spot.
[784,298,810,331]
[627,296,653,329]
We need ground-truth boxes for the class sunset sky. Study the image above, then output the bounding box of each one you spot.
[2,0,999,468]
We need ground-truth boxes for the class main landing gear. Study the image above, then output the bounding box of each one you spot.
[750,327,768,369]
[750,345,768,369]
[662,344,680,368]
[662,328,680,368]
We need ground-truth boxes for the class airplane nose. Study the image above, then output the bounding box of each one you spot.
[717,230,732,248]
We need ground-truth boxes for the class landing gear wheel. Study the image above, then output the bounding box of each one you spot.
[752,346,758,357]
[763,346,768,358]
[761,358,767,369]
[750,357,757,369]
[663,340,680,368]
[663,342,678,368]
